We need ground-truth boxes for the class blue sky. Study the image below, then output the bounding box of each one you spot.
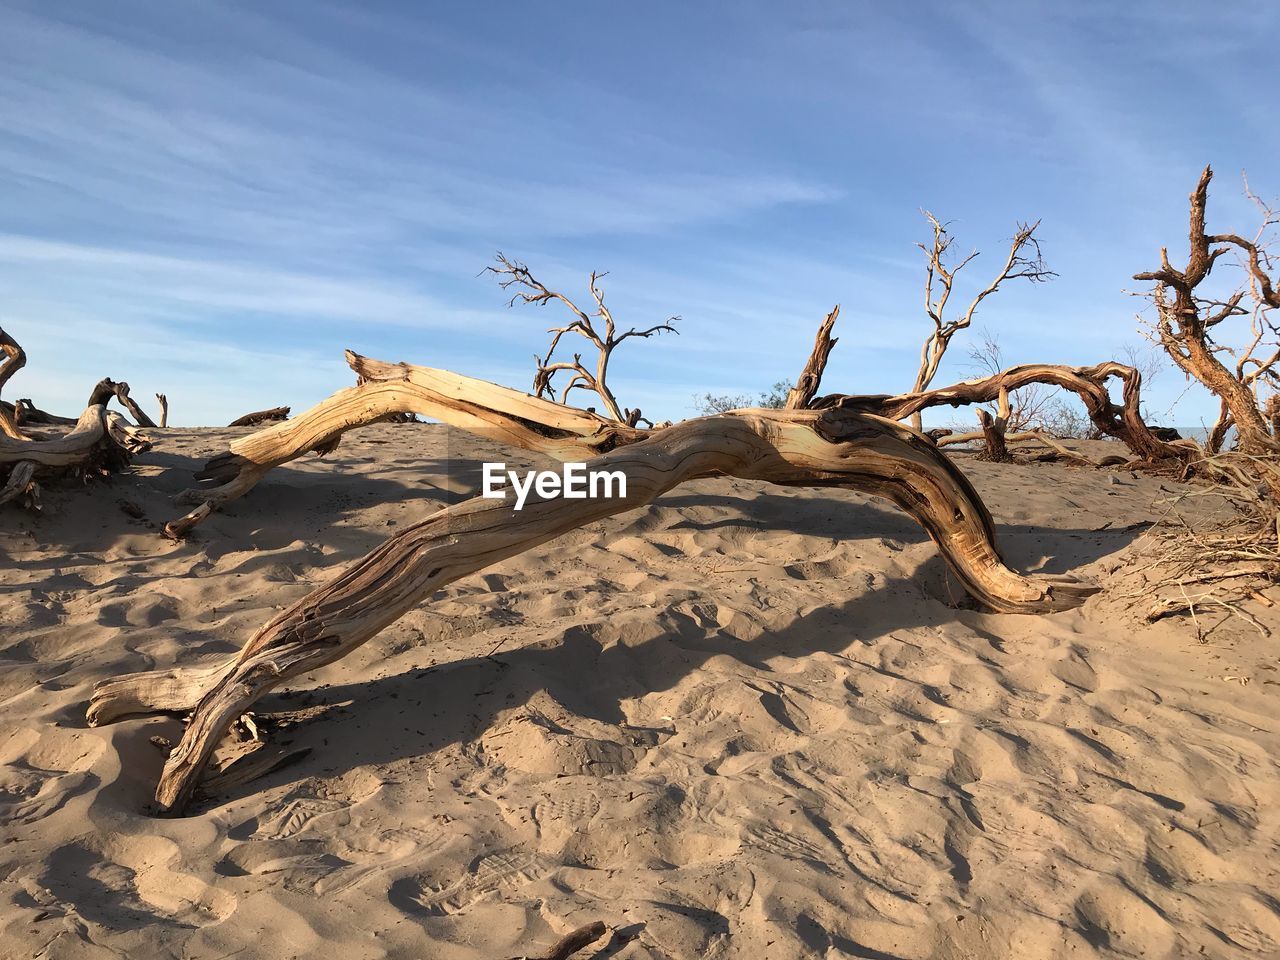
[1,1,1276,427]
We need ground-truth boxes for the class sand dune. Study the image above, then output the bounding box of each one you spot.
[1,423,1278,959]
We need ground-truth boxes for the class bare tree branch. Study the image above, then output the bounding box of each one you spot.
[487,254,678,423]
[1133,165,1280,469]
[908,215,1054,429]
[786,305,840,409]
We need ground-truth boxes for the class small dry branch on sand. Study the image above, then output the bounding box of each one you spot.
[508,921,610,960]
[227,406,290,428]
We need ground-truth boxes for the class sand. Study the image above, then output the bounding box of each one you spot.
[1,422,1278,959]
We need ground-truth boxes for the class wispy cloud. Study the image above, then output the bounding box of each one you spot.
[0,1,1277,427]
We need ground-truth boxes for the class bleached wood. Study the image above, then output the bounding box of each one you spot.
[814,361,1194,465]
[785,305,840,409]
[99,352,1097,814]
[0,460,36,507]
[113,381,157,428]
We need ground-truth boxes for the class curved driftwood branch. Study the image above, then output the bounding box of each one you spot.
[814,361,1194,465]
[0,327,25,398]
[0,406,151,467]
[165,352,645,537]
[8,399,79,426]
[97,353,1096,814]
[0,328,28,440]
[1,377,153,509]
[228,406,291,428]
[0,336,153,492]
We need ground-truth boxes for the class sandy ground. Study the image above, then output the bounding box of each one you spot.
[1,423,1278,960]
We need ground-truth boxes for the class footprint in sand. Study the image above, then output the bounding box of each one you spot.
[0,728,103,827]
[1050,644,1100,692]
[533,791,602,826]
[41,836,237,931]
[741,823,839,874]
[395,849,554,916]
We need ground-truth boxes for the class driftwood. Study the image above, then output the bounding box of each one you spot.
[0,460,37,509]
[113,381,157,428]
[510,921,610,960]
[165,352,645,538]
[227,406,290,428]
[0,373,153,511]
[935,429,1124,467]
[2,399,78,427]
[94,351,1097,815]
[0,328,27,440]
[814,361,1195,467]
[785,305,840,409]
[155,393,168,428]
[976,407,1011,462]
[0,403,152,469]
[0,328,24,394]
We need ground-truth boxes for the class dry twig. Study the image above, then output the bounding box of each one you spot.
[487,253,677,425]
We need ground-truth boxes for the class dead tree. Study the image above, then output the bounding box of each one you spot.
[155,393,168,428]
[1128,166,1280,632]
[487,254,677,427]
[1134,166,1280,470]
[909,214,1055,429]
[93,350,1098,814]
[227,406,290,428]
